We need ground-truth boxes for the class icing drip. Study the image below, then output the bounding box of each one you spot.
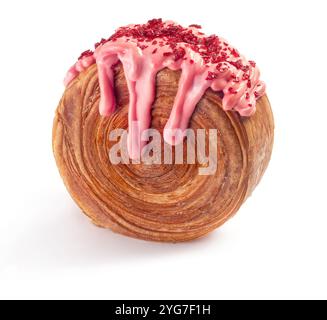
[64,19,266,157]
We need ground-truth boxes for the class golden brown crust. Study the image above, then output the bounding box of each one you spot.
[52,63,274,242]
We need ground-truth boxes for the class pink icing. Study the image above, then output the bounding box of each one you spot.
[64,55,95,86]
[64,19,265,158]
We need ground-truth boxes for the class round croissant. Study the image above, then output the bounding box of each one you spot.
[53,63,274,242]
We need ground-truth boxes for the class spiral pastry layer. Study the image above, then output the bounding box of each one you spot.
[53,63,274,242]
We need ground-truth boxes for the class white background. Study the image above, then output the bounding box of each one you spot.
[0,0,326,300]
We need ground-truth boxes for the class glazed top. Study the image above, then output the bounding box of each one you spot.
[64,19,265,157]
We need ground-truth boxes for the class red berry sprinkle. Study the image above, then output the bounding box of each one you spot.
[189,24,202,29]
[230,48,240,58]
[173,47,186,61]
[78,49,94,60]
[94,38,108,49]
[249,60,256,67]
[229,59,243,70]
[216,63,228,73]
[76,19,259,94]
[206,71,219,80]
[254,91,260,98]
[139,44,148,50]
[242,65,250,72]
[228,87,238,94]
